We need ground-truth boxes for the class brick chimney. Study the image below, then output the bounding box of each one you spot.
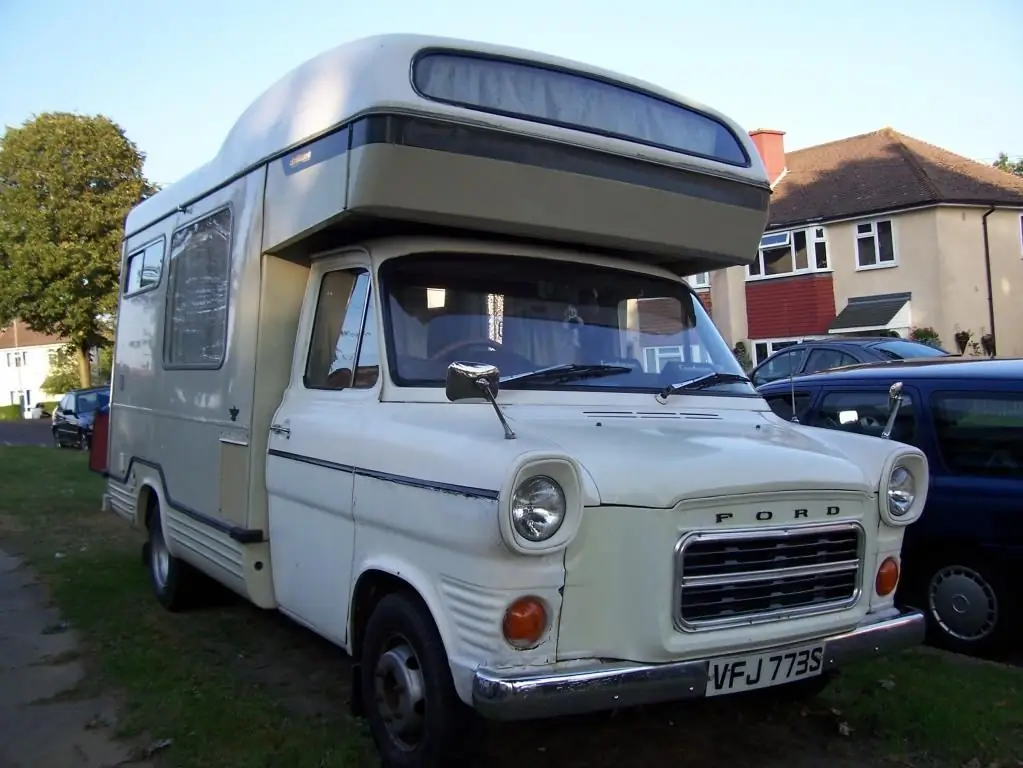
[749,129,786,185]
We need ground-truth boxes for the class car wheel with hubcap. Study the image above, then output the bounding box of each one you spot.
[52,429,63,449]
[360,591,478,767]
[925,559,1013,656]
[144,503,199,612]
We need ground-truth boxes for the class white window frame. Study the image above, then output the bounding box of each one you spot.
[687,272,710,290]
[6,351,27,367]
[854,218,898,271]
[642,344,712,373]
[747,227,830,281]
[751,337,806,365]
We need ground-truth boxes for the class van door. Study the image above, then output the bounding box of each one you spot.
[265,261,380,644]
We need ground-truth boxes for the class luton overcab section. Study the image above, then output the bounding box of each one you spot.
[92,33,931,767]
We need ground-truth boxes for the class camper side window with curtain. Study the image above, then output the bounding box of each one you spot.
[163,208,233,368]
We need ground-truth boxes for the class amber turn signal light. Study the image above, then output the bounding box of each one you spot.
[875,557,900,596]
[502,596,548,649]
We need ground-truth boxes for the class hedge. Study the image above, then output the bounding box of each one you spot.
[0,405,22,421]
[0,401,59,421]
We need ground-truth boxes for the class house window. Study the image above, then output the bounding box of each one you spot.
[6,351,26,367]
[164,207,233,369]
[642,344,712,373]
[855,219,896,268]
[747,227,829,279]
[752,338,803,365]
[688,272,710,290]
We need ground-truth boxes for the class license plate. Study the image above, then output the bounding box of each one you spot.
[705,643,825,697]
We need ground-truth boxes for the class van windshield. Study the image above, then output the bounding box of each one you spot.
[380,253,755,396]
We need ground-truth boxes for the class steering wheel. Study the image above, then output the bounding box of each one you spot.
[429,338,505,361]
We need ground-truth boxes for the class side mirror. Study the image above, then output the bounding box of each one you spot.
[445,361,515,440]
[445,362,500,402]
[881,382,904,440]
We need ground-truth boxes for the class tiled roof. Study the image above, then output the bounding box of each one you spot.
[0,320,65,350]
[768,128,1023,228]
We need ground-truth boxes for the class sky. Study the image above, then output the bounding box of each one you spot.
[1,0,1020,187]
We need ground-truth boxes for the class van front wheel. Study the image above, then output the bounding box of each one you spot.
[360,592,478,767]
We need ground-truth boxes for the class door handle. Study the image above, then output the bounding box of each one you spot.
[270,423,291,438]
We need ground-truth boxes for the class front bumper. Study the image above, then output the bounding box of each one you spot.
[472,606,925,721]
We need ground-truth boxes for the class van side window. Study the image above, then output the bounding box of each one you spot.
[931,393,1023,479]
[764,392,812,422]
[164,208,233,368]
[124,239,165,295]
[305,269,378,390]
[809,390,917,444]
[804,348,858,375]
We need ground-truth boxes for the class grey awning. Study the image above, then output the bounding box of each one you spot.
[828,292,911,332]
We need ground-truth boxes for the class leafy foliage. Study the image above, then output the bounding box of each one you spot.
[41,345,113,396]
[993,152,1023,177]
[909,326,942,349]
[0,112,154,386]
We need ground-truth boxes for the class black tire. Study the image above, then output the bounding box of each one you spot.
[144,505,200,612]
[360,591,480,768]
[52,428,64,449]
[922,556,1016,658]
[77,430,89,451]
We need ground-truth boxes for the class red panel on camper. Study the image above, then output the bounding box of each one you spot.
[89,409,110,475]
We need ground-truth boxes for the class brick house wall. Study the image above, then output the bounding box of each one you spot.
[746,274,836,339]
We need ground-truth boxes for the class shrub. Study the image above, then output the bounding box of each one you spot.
[909,326,942,349]
[0,404,23,421]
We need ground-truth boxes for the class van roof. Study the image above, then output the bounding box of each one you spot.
[125,33,765,238]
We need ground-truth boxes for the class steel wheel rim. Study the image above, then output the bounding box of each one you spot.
[373,633,427,751]
[150,528,170,590]
[928,565,998,642]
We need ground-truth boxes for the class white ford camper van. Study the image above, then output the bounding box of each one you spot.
[98,34,929,767]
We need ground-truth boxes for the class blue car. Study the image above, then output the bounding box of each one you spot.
[758,357,1021,658]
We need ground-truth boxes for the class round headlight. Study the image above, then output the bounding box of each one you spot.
[511,476,566,542]
[887,465,916,517]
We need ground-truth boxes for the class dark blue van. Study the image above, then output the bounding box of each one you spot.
[758,357,1021,658]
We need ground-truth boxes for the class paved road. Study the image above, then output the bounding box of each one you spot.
[0,420,53,447]
[0,547,153,767]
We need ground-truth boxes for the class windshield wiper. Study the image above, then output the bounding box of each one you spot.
[657,372,751,400]
[501,363,632,386]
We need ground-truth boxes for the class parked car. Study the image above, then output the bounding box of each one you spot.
[52,386,110,450]
[749,336,950,388]
[758,357,1021,657]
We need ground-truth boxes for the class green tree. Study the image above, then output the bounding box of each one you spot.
[40,346,82,395]
[40,344,113,396]
[993,151,1023,177]
[0,112,154,386]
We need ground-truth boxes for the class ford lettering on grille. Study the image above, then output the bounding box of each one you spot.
[673,521,863,631]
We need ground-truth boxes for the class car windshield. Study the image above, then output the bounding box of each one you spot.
[871,340,949,360]
[380,253,755,396]
[77,391,109,413]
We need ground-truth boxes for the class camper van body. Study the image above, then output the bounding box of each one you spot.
[100,34,928,766]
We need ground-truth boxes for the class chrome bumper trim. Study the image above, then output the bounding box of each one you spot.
[471,607,925,721]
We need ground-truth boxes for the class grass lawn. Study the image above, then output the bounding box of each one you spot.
[1,444,1021,768]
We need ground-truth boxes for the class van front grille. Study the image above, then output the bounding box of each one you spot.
[674,523,863,631]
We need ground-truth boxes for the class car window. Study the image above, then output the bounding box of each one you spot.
[752,348,806,386]
[871,340,948,360]
[808,390,917,445]
[930,393,1023,479]
[804,348,860,375]
[76,392,101,413]
[764,391,813,422]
